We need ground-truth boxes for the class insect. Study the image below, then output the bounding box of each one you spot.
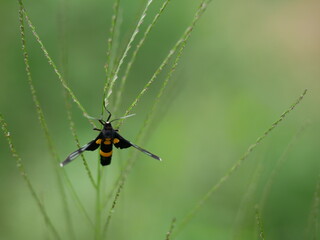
[60,110,161,167]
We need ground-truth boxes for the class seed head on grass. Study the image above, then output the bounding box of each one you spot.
[101,1,215,236]
[18,0,95,128]
[103,0,155,106]
[306,173,320,239]
[165,218,177,240]
[0,114,61,240]
[18,0,93,228]
[118,0,211,129]
[259,122,310,211]
[175,89,308,235]
[255,205,266,240]
[113,0,172,112]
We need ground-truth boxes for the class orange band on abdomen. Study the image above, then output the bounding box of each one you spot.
[100,150,112,157]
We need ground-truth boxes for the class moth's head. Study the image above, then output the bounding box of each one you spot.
[103,121,112,129]
[98,110,135,129]
[98,119,112,129]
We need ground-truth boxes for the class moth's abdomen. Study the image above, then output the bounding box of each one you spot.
[99,138,113,166]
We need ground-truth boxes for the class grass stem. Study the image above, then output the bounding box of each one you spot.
[18,0,95,128]
[255,205,266,240]
[113,0,172,112]
[18,0,93,228]
[0,114,61,240]
[118,0,210,129]
[103,0,154,107]
[94,163,103,240]
[175,89,308,235]
[103,0,121,86]
[165,218,177,240]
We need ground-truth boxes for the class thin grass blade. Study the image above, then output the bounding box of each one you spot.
[101,0,214,224]
[101,178,124,238]
[103,0,155,105]
[104,0,121,80]
[113,0,172,112]
[18,0,94,227]
[165,218,177,240]
[233,161,264,238]
[57,1,77,237]
[255,205,266,240]
[118,0,210,129]
[18,4,75,236]
[175,89,308,235]
[306,173,320,239]
[259,122,310,211]
[18,0,95,128]
[65,100,97,189]
[0,114,61,240]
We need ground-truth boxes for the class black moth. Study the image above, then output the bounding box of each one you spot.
[60,110,161,167]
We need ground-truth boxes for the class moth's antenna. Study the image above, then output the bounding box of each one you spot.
[104,106,112,122]
[106,109,112,122]
[84,114,105,125]
[110,114,136,123]
[84,114,103,121]
[99,119,106,125]
[102,98,112,122]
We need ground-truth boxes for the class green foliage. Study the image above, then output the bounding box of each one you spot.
[0,0,319,239]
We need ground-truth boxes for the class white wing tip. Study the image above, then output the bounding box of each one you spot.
[59,163,64,167]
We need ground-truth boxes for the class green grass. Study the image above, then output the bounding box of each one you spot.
[0,0,319,239]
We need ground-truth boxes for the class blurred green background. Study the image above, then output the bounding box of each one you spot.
[0,0,319,239]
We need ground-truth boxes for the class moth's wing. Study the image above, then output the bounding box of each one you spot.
[114,132,161,161]
[113,132,132,149]
[83,133,104,152]
[60,139,100,167]
[129,142,161,161]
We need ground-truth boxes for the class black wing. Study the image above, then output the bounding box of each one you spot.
[60,139,100,167]
[113,132,132,149]
[113,132,161,161]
